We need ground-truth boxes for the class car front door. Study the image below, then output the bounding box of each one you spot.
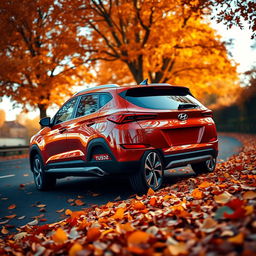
[43,97,78,165]
[65,93,100,162]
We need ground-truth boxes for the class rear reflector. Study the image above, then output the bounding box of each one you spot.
[93,154,111,161]
[121,144,149,149]
[107,113,157,124]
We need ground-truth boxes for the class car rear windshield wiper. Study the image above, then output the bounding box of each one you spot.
[178,103,199,110]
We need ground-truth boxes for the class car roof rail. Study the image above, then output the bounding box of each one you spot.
[74,84,119,96]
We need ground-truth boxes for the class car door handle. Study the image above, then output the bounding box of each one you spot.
[59,128,67,133]
[87,121,95,127]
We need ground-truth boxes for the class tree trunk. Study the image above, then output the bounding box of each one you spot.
[38,104,47,120]
[126,55,144,84]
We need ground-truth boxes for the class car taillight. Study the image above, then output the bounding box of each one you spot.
[202,110,213,118]
[107,113,157,124]
[121,144,149,149]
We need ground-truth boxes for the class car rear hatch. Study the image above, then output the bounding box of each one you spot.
[119,86,213,148]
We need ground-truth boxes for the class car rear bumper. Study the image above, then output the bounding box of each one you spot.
[163,148,218,169]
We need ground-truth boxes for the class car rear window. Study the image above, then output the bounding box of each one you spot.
[121,87,204,110]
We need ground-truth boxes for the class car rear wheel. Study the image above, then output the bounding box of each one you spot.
[129,151,164,194]
[32,154,56,190]
[191,157,216,174]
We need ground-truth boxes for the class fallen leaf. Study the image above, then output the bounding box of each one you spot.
[132,201,146,210]
[1,227,9,235]
[17,216,26,220]
[191,188,203,199]
[127,231,150,245]
[56,208,65,213]
[214,191,232,204]
[147,188,155,195]
[149,197,157,206]
[5,214,16,219]
[112,208,125,220]
[36,204,46,208]
[198,181,213,188]
[87,227,101,242]
[228,233,244,244]
[74,199,85,206]
[69,242,83,256]
[13,232,27,240]
[27,219,38,226]
[7,204,16,210]
[168,243,188,256]
[52,228,68,243]
[243,191,256,200]
[201,218,218,233]
[65,209,72,215]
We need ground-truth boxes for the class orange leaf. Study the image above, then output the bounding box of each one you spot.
[198,181,213,188]
[127,231,150,245]
[243,191,256,200]
[149,197,156,206]
[52,228,68,244]
[133,201,146,210]
[191,188,203,199]
[7,204,16,210]
[147,188,155,196]
[69,242,83,256]
[112,207,125,220]
[5,214,16,219]
[37,204,46,208]
[1,226,9,235]
[65,209,72,215]
[228,233,244,244]
[87,227,101,242]
[74,199,85,206]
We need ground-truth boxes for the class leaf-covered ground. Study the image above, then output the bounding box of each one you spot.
[0,134,256,256]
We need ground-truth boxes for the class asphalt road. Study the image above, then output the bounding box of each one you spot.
[0,135,241,232]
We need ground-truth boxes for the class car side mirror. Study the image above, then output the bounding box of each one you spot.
[39,117,52,127]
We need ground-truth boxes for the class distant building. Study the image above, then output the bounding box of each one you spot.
[0,121,27,139]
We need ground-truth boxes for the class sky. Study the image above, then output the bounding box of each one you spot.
[0,21,256,121]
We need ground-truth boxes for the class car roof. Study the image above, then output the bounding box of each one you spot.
[74,83,190,97]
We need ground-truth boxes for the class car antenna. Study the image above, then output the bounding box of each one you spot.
[139,78,148,85]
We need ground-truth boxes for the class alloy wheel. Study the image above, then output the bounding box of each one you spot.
[206,158,216,171]
[33,157,43,188]
[144,152,163,189]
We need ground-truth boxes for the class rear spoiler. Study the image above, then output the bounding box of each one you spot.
[119,86,192,97]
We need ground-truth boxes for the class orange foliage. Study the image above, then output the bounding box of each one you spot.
[0,0,92,118]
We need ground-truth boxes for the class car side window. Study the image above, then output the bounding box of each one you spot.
[75,94,99,118]
[99,93,112,108]
[54,98,77,125]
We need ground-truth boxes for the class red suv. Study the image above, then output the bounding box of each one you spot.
[30,83,218,193]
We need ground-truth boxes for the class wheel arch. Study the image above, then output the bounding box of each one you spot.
[86,138,116,161]
[29,145,43,171]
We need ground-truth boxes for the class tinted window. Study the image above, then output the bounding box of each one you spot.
[75,94,99,118]
[54,98,77,124]
[99,93,112,108]
[123,87,204,110]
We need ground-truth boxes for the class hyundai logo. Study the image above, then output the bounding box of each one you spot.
[178,113,188,121]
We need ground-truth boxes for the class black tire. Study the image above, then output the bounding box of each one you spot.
[32,154,56,190]
[129,151,164,194]
[191,157,216,174]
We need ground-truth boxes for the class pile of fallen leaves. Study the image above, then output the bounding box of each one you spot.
[0,134,256,256]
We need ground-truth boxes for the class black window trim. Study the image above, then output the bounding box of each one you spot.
[51,92,113,126]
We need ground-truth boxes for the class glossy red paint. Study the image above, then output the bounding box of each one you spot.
[30,84,218,190]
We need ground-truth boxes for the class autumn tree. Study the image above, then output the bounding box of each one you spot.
[72,0,238,106]
[0,0,92,119]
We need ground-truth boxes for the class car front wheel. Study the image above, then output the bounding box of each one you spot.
[129,151,164,194]
[32,154,56,190]
[191,157,216,174]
